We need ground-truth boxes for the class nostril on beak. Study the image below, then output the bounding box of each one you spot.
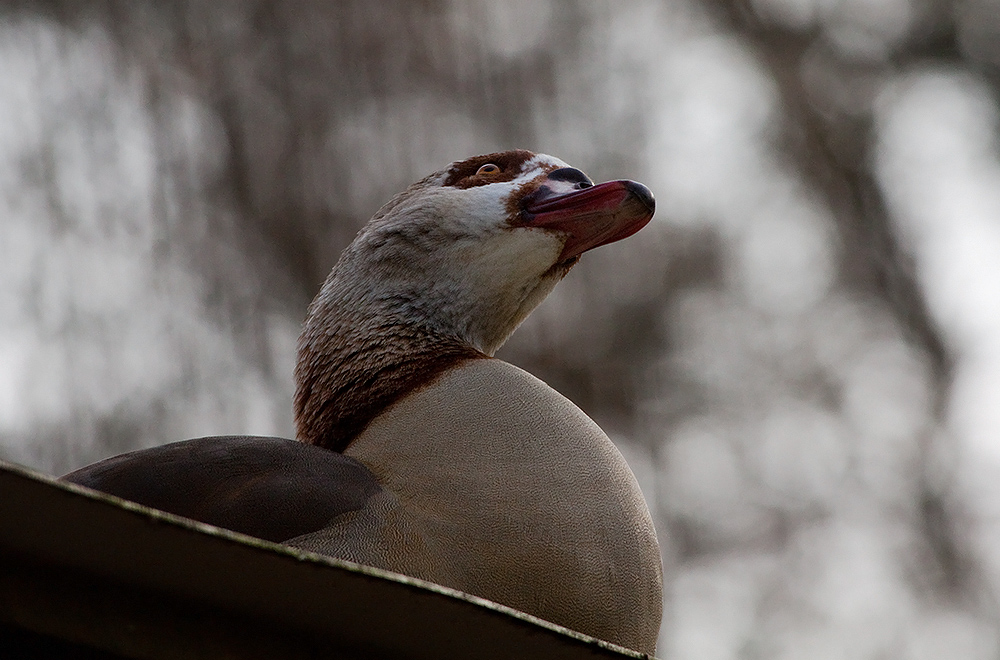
[548,167,593,188]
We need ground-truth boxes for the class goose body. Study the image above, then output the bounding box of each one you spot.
[292,358,661,649]
[64,150,663,654]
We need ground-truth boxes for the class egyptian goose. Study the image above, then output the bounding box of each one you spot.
[64,150,663,654]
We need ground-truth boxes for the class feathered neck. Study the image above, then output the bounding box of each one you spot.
[291,154,572,451]
[293,290,486,452]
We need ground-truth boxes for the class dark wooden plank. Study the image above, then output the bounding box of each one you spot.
[0,460,650,660]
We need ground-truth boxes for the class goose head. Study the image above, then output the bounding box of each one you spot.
[313,150,654,354]
[295,150,654,450]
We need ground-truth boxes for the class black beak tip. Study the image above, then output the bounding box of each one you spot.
[625,180,655,214]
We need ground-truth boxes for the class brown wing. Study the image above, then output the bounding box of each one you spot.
[62,435,382,543]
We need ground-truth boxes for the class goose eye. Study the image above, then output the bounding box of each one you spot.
[476,163,500,175]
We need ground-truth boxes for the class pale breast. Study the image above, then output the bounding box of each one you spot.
[286,359,663,654]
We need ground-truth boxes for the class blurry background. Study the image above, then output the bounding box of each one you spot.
[1,0,999,656]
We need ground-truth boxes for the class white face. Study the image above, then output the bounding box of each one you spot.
[325,151,587,355]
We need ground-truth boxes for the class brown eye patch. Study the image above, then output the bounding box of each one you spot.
[443,149,538,189]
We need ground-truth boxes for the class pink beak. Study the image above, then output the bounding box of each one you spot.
[522,176,655,262]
